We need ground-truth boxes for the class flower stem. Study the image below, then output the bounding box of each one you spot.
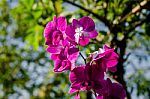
[94,89,97,97]
[79,52,86,64]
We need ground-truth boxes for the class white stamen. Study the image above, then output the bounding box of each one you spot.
[75,27,83,43]
[92,51,99,59]
[99,48,104,53]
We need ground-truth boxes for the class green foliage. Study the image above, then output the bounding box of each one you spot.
[0,0,150,98]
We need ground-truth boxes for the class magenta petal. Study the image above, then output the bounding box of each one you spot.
[62,39,70,46]
[95,53,105,61]
[69,87,78,94]
[108,66,117,72]
[57,16,67,32]
[96,78,126,99]
[68,52,79,62]
[59,47,68,60]
[88,30,98,38]
[70,81,81,93]
[100,61,107,72]
[72,19,81,28]
[95,79,111,96]
[54,59,61,72]
[82,30,98,38]
[70,70,77,83]
[46,46,61,54]
[94,45,119,71]
[106,58,118,68]
[96,95,103,99]
[70,66,86,82]
[69,66,92,94]
[79,16,95,32]
[105,51,119,68]
[54,59,71,72]
[111,83,126,99]
[53,16,57,22]
[68,47,79,55]
[86,64,104,81]
[74,93,80,99]
[45,38,52,45]
[52,30,63,44]
[51,54,58,60]
[66,25,75,40]
[44,21,56,38]
[103,44,111,51]
[68,47,79,61]
[79,38,89,46]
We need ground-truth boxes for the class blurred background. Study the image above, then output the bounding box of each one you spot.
[0,0,150,99]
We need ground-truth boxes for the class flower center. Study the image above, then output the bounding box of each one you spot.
[92,51,99,59]
[98,48,104,53]
[74,27,83,43]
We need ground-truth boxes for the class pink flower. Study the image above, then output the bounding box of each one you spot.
[43,16,126,99]
[69,66,89,93]
[44,16,80,72]
[46,39,70,55]
[96,78,126,99]
[90,44,119,72]
[54,46,79,72]
[66,16,98,46]
[69,64,104,94]
[44,16,67,46]
[44,16,69,58]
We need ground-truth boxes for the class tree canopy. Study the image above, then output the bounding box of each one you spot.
[0,0,150,98]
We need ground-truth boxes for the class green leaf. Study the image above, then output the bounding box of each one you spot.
[54,0,62,15]
[33,9,42,19]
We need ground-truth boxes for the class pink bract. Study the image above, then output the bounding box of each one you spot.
[66,16,98,46]
[69,64,104,95]
[54,46,79,72]
[43,16,126,99]
[96,78,126,99]
[44,16,67,46]
[90,44,119,72]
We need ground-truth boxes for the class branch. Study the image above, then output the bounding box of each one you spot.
[104,0,109,18]
[79,52,86,64]
[64,0,111,29]
[52,0,58,16]
[120,0,149,23]
[127,18,148,34]
[40,0,49,15]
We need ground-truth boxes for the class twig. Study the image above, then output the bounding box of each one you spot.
[127,18,148,34]
[93,89,97,97]
[40,0,49,15]
[120,0,148,23]
[52,0,58,16]
[64,0,111,29]
[79,52,86,64]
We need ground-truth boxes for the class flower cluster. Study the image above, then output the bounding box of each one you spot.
[44,16,126,99]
